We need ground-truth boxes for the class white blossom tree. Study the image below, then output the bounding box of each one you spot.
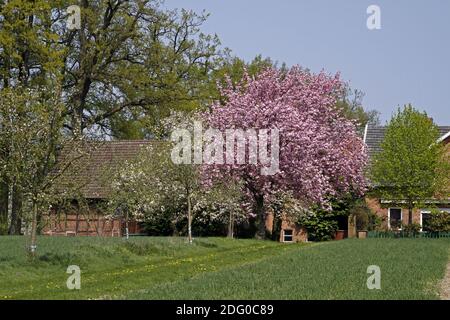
[0,87,87,255]
[108,140,246,242]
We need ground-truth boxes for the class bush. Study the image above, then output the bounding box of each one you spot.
[301,196,366,242]
[349,200,381,231]
[142,206,234,237]
[401,223,421,235]
[143,210,176,236]
[426,209,450,232]
[0,221,8,235]
[303,217,338,241]
[300,208,338,242]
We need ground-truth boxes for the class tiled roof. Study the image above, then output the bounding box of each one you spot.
[60,140,161,199]
[364,126,450,158]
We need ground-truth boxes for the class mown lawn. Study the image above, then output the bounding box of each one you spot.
[0,236,449,300]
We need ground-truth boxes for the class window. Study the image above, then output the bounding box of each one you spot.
[421,212,432,232]
[283,229,293,242]
[389,208,402,230]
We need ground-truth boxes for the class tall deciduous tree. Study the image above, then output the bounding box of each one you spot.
[0,0,223,137]
[369,105,450,225]
[0,0,66,233]
[0,0,224,233]
[202,67,368,239]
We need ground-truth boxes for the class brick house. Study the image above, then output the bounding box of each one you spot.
[42,141,153,237]
[269,125,450,242]
[364,125,450,231]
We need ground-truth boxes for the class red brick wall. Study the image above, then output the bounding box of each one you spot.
[366,197,427,229]
[265,212,308,242]
[279,219,308,242]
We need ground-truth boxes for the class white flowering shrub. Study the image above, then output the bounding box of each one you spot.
[108,141,247,238]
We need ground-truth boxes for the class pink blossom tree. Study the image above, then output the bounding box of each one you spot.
[202,67,368,238]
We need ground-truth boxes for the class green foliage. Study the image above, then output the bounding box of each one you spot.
[0,87,74,201]
[0,87,89,250]
[349,200,381,231]
[302,216,338,241]
[367,212,384,231]
[0,1,225,137]
[299,194,372,241]
[426,209,450,232]
[299,208,338,242]
[368,231,450,238]
[299,196,363,241]
[210,55,276,93]
[402,223,422,235]
[0,221,8,235]
[370,105,450,223]
[0,0,65,87]
[143,210,176,236]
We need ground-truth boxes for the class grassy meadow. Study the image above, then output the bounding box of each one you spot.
[0,236,449,300]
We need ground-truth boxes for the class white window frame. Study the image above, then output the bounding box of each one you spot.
[420,210,431,232]
[283,229,294,243]
[388,208,403,230]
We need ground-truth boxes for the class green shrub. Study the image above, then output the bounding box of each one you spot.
[426,209,450,232]
[300,209,338,242]
[401,223,421,235]
[143,209,176,236]
[349,200,381,231]
[0,221,8,235]
[303,217,338,241]
[300,196,363,242]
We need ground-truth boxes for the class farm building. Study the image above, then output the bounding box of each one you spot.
[42,140,153,237]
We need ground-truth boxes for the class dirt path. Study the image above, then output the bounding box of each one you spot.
[440,260,450,300]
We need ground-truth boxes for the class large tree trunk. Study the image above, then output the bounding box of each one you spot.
[271,214,282,241]
[255,194,266,239]
[8,184,22,235]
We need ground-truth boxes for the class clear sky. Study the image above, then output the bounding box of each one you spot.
[164,0,450,125]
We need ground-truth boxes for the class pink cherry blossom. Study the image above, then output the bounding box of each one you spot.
[201,66,368,236]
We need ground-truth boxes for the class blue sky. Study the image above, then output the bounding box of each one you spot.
[164,0,450,125]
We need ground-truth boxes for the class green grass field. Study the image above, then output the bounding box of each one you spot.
[0,236,449,300]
